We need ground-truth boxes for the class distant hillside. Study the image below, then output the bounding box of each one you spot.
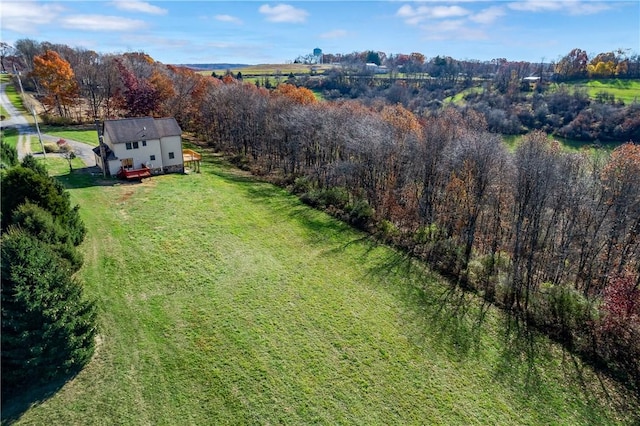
[179,63,250,71]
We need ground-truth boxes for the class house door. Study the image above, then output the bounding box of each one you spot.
[121,158,133,169]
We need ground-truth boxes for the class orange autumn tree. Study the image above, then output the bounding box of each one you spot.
[273,83,317,105]
[31,50,79,117]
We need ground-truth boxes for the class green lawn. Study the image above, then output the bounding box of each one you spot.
[0,128,19,149]
[559,79,640,104]
[3,154,638,425]
[39,126,100,146]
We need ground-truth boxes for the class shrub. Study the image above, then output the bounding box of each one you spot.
[413,223,441,244]
[40,113,75,126]
[345,198,374,229]
[377,220,400,242]
[533,282,592,332]
[292,176,312,194]
[301,186,349,210]
[44,143,60,153]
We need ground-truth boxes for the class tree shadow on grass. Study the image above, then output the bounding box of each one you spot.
[53,166,148,189]
[349,246,640,423]
[493,314,547,394]
[1,369,81,425]
[361,246,493,360]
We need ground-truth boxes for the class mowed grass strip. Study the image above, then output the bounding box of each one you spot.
[6,155,638,425]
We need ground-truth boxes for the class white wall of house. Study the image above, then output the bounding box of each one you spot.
[107,139,163,174]
[158,135,183,171]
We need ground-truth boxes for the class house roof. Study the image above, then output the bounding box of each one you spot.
[103,117,181,144]
[92,145,116,160]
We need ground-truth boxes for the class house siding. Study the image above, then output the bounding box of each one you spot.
[159,135,183,173]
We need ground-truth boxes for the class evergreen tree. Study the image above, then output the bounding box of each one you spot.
[1,229,97,397]
[1,164,86,243]
[0,141,18,168]
[11,202,83,271]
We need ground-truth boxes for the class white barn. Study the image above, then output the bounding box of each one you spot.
[94,117,184,177]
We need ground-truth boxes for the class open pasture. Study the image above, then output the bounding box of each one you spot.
[3,153,637,425]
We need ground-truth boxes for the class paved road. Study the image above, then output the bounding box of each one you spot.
[0,82,32,159]
[1,82,96,167]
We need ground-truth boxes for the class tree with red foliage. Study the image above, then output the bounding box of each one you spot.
[115,58,160,117]
[599,272,640,388]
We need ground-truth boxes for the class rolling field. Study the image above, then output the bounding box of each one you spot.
[198,63,333,76]
[2,153,638,425]
[583,79,640,104]
[556,79,640,104]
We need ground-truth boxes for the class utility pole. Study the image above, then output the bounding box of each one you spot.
[94,119,106,177]
[13,64,24,96]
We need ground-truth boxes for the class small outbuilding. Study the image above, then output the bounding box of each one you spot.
[94,116,184,178]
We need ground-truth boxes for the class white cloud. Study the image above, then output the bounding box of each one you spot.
[259,4,309,23]
[508,0,610,15]
[396,4,470,25]
[110,0,167,15]
[215,14,243,25]
[61,15,147,32]
[423,19,488,41]
[470,6,505,24]
[0,1,64,33]
[567,1,611,15]
[319,29,348,39]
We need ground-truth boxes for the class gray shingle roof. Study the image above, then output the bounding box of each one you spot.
[103,117,181,144]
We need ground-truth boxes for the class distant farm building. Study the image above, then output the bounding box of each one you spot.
[94,116,184,178]
[365,63,388,74]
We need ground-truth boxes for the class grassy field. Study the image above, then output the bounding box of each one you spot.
[503,134,621,154]
[559,79,640,104]
[199,63,333,76]
[2,152,637,425]
[40,125,100,146]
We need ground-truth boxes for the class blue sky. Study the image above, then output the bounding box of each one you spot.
[1,1,638,65]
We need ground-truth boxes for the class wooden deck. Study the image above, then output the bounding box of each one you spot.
[183,149,202,162]
[183,148,202,173]
[117,165,152,180]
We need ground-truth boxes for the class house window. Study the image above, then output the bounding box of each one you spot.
[169,152,175,159]
[150,155,156,161]
[133,141,139,149]
[142,141,147,147]
[126,142,132,150]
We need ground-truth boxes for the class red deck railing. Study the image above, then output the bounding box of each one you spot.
[117,165,152,180]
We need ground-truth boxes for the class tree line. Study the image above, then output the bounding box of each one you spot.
[1,147,96,400]
[4,39,640,392]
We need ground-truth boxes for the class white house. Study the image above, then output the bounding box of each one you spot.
[94,117,183,177]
